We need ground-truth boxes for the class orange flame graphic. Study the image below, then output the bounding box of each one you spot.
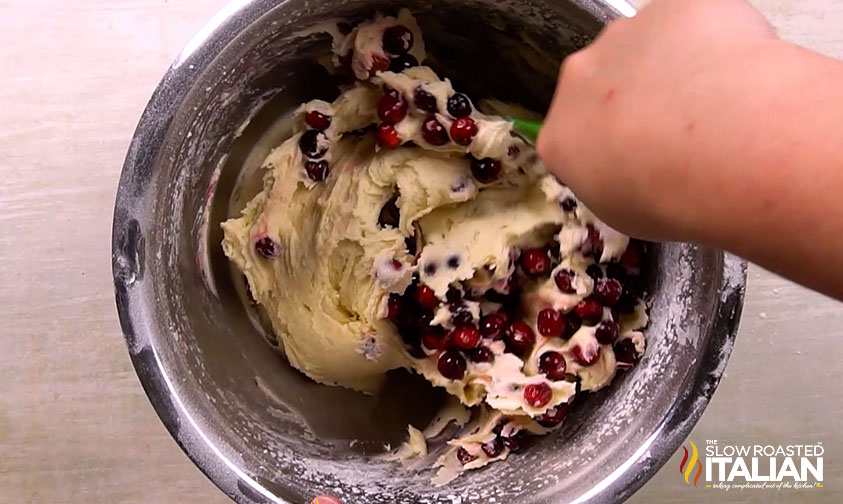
[678,441,703,487]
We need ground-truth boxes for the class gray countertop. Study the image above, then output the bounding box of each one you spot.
[1,1,840,503]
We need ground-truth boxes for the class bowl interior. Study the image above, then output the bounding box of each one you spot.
[114,1,744,503]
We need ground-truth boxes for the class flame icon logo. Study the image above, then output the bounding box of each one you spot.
[679,441,703,487]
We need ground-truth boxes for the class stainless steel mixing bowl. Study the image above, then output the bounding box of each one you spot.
[112,0,747,502]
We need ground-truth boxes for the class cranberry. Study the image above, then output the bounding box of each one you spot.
[255,237,280,258]
[438,350,467,380]
[571,343,601,366]
[451,309,473,327]
[524,382,553,408]
[413,87,438,113]
[562,314,581,339]
[586,264,604,282]
[538,351,567,380]
[594,278,623,306]
[387,293,403,321]
[537,309,564,338]
[560,197,578,212]
[382,25,414,54]
[502,431,530,453]
[445,287,462,304]
[376,123,401,148]
[479,312,508,340]
[574,298,603,326]
[520,248,551,276]
[482,437,504,458]
[389,53,418,72]
[595,320,619,345]
[609,268,629,292]
[415,311,433,329]
[467,346,494,363]
[377,89,408,124]
[422,326,449,350]
[304,110,331,131]
[451,324,481,349]
[505,321,535,355]
[370,54,390,75]
[537,404,568,427]
[304,160,329,181]
[456,447,477,465]
[420,116,449,146]
[470,157,502,184]
[585,225,604,259]
[299,130,328,159]
[620,241,643,269]
[415,284,438,310]
[450,117,477,146]
[554,269,577,294]
[447,92,472,118]
[614,338,639,365]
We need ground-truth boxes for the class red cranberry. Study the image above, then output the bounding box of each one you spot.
[524,382,553,408]
[562,314,582,339]
[595,320,619,345]
[450,117,477,146]
[537,309,564,338]
[614,338,639,365]
[585,225,603,258]
[620,241,643,269]
[420,116,449,146]
[479,312,508,340]
[470,157,502,183]
[445,287,462,304]
[387,293,403,321]
[299,130,328,159]
[305,110,331,131]
[502,430,530,453]
[415,284,438,310]
[255,237,280,258]
[304,160,329,181]
[376,123,401,148]
[413,87,438,113]
[438,350,467,380]
[467,346,494,363]
[505,321,535,355]
[571,343,601,366]
[370,54,390,75]
[537,404,568,427]
[538,351,567,380]
[450,304,474,326]
[574,298,603,326]
[382,25,414,54]
[456,447,477,465]
[554,269,577,294]
[594,278,623,306]
[389,53,418,72]
[378,89,408,124]
[451,324,481,349]
[482,437,504,458]
[422,326,449,350]
[447,92,472,118]
[606,263,627,282]
[586,264,604,282]
[520,248,551,276]
[560,197,578,212]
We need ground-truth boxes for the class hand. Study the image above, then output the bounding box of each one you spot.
[538,0,778,241]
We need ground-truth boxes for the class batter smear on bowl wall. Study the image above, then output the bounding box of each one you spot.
[221,9,649,483]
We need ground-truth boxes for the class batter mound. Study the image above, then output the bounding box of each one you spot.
[222,9,648,482]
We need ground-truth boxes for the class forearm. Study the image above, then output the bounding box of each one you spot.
[682,40,843,298]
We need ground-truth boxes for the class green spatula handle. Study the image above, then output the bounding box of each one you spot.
[510,117,543,142]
